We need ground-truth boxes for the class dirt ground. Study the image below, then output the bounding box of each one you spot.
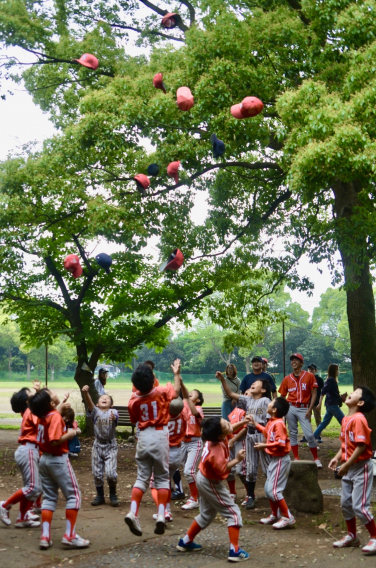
[0,430,375,568]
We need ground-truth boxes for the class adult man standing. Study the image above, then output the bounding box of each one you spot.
[95,368,108,396]
[300,363,324,444]
[278,354,322,468]
[240,356,277,398]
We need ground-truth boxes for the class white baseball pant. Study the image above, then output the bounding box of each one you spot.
[246,433,270,482]
[227,439,246,482]
[264,454,291,502]
[92,439,118,487]
[195,470,243,529]
[286,405,317,447]
[341,459,374,524]
[39,453,81,511]
[14,444,42,501]
[134,426,170,492]
[181,437,203,484]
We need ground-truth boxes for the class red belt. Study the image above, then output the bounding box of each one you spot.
[290,403,309,408]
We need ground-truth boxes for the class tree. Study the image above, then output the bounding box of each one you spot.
[1,0,376,442]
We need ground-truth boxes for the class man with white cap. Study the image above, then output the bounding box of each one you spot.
[278,354,322,468]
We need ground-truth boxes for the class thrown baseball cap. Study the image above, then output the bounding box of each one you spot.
[210,134,225,159]
[290,353,304,363]
[251,356,263,363]
[95,252,112,274]
[177,87,194,111]
[64,254,83,279]
[147,163,160,176]
[73,53,99,70]
[134,174,150,194]
[161,12,181,29]
[159,248,184,272]
[231,96,264,119]
[153,73,166,94]
[167,161,180,184]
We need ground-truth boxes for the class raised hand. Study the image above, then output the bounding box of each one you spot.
[236,449,246,462]
[171,358,181,375]
[31,380,42,392]
[62,392,70,403]
[82,385,90,392]
[215,371,225,381]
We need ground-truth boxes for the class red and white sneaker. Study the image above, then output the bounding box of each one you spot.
[260,514,281,525]
[0,501,11,526]
[26,510,40,521]
[39,537,53,549]
[273,516,296,529]
[153,511,173,522]
[181,498,199,510]
[61,533,90,548]
[314,460,323,469]
[333,534,360,548]
[362,538,376,555]
[15,518,40,528]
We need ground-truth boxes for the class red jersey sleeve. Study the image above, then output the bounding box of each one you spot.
[48,413,65,443]
[353,416,371,445]
[278,377,288,397]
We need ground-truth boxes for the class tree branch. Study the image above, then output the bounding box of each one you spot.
[44,255,72,307]
[138,0,189,31]
[0,292,69,317]
[98,20,185,42]
[285,0,310,25]
[191,188,292,260]
[179,0,195,25]
[153,287,214,329]
[72,235,94,273]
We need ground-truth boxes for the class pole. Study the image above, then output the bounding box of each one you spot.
[45,344,48,388]
[282,321,286,378]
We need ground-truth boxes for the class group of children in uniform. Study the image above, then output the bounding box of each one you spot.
[1,358,376,561]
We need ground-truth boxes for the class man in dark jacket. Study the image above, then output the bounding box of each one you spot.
[300,364,324,443]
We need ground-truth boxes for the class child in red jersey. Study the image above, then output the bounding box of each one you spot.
[124,359,181,537]
[329,386,376,555]
[177,415,250,562]
[28,388,89,551]
[180,387,205,510]
[249,396,294,529]
[227,407,247,500]
[0,381,42,528]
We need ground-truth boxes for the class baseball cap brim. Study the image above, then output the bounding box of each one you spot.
[290,354,304,363]
[231,104,245,119]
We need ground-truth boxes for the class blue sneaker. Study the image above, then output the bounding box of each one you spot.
[176,538,203,552]
[228,548,250,562]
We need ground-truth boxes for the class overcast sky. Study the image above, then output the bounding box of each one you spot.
[0,83,339,317]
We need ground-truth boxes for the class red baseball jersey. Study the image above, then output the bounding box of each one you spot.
[199,439,230,481]
[256,417,291,456]
[340,412,373,463]
[168,405,189,447]
[228,407,246,439]
[278,371,318,404]
[37,410,68,456]
[184,400,204,439]
[18,408,38,444]
[132,377,159,393]
[128,382,176,430]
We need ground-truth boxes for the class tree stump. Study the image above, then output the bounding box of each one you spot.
[284,460,323,513]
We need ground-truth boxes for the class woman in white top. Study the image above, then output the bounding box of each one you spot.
[94,368,108,396]
[220,364,241,420]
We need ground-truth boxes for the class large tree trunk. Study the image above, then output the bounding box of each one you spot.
[333,181,376,444]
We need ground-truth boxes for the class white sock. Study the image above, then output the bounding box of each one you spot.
[166,502,171,513]
[42,521,50,538]
[182,534,191,544]
[66,519,71,536]
[130,501,138,515]
[158,504,165,517]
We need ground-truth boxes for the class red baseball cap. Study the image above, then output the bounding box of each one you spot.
[177,87,194,111]
[167,161,180,184]
[153,73,166,94]
[159,248,184,271]
[73,53,99,70]
[262,358,268,363]
[231,96,264,119]
[290,353,304,363]
[72,265,83,279]
[64,254,80,272]
[134,174,150,191]
[161,12,180,29]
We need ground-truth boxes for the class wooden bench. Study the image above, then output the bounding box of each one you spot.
[114,405,223,435]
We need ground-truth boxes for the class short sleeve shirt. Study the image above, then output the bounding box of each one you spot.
[87,406,119,442]
[340,413,373,463]
[278,371,318,404]
[199,440,230,480]
[239,372,276,394]
[19,408,38,444]
[184,400,204,439]
[37,410,68,455]
[168,405,189,447]
[237,395,270,434]
[128,382,176,430]
[257,417,291,456]
[228,407,246,438]
[94,380,106,396]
